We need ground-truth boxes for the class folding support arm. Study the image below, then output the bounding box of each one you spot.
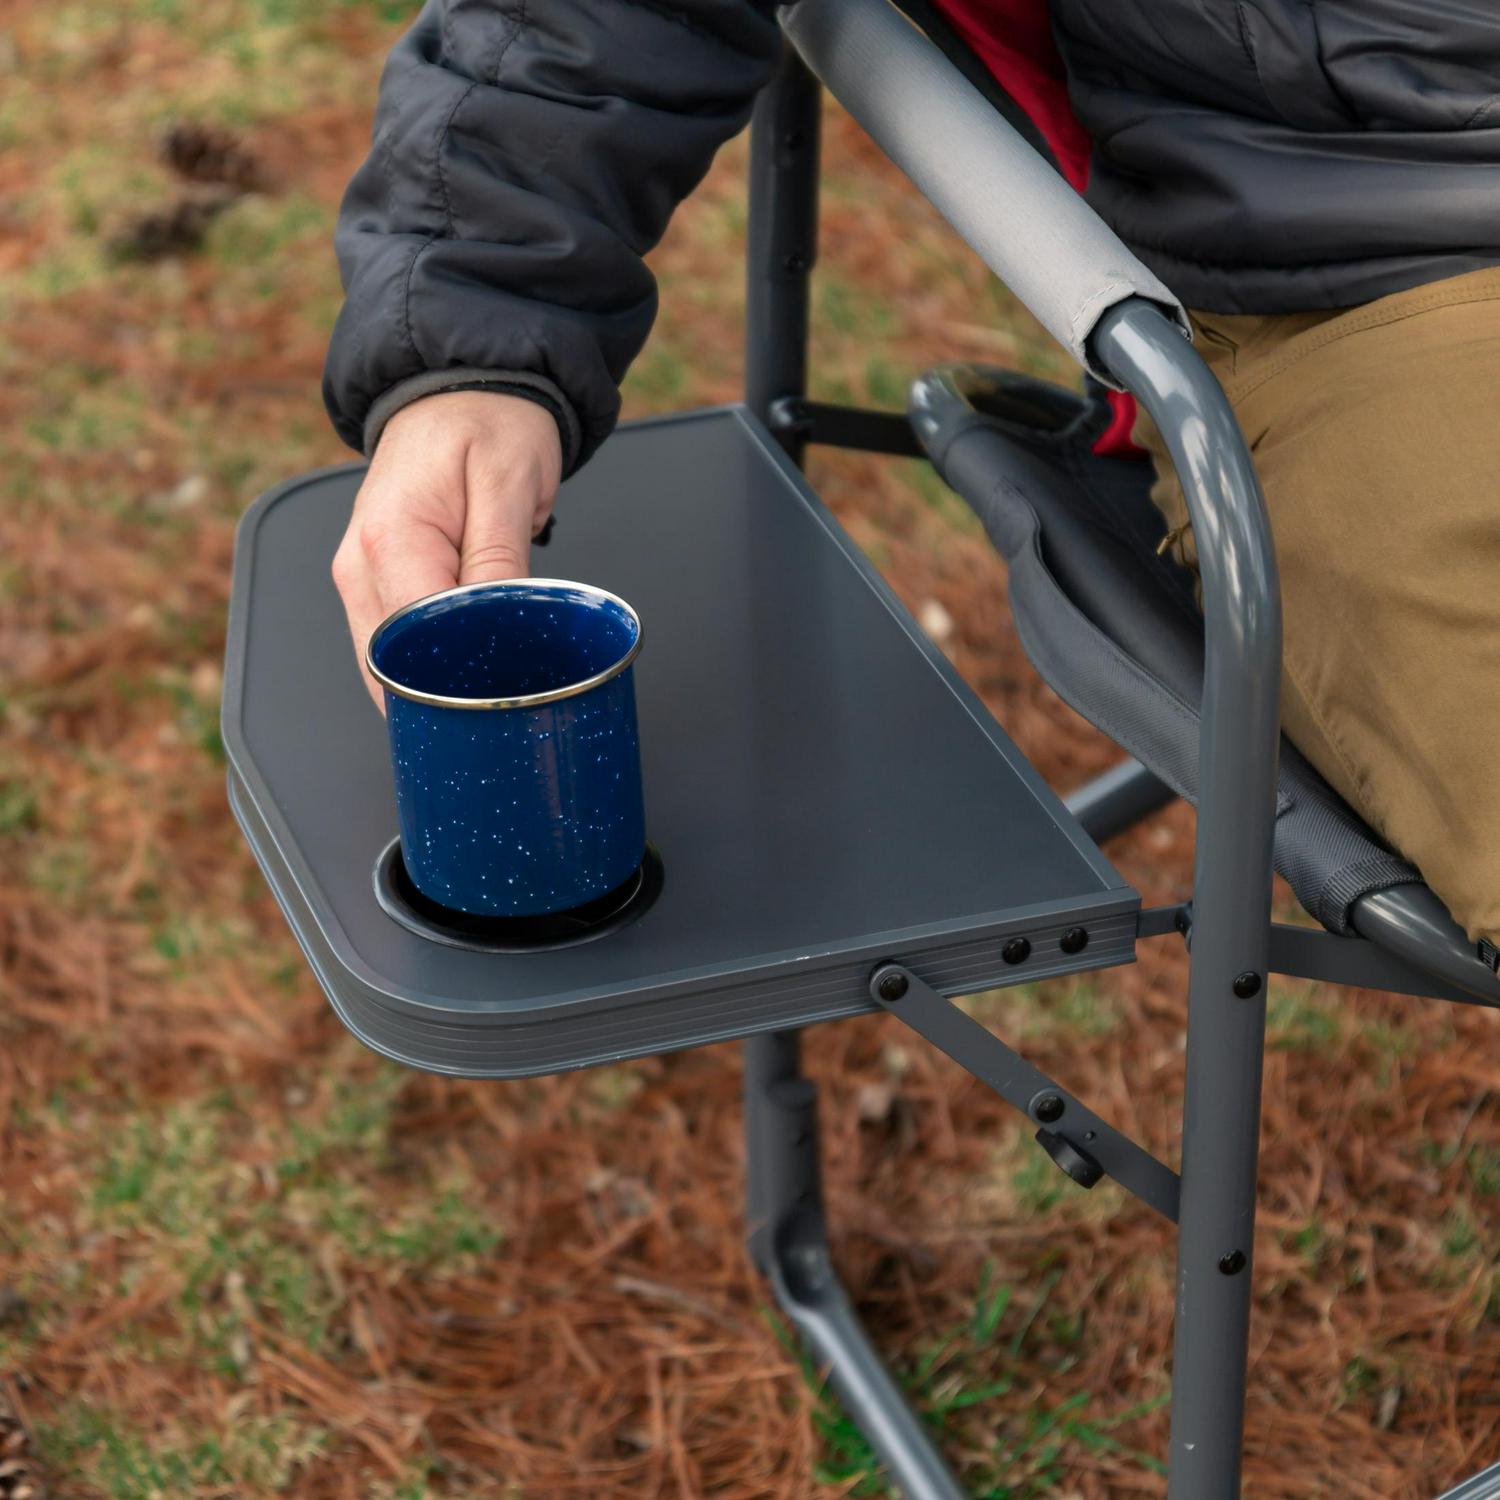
[868,962,1181,1221]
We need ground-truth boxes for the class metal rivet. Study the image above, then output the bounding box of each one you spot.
[876,970,909,1003]
[783,253,809,274]
[1002,937,1031,965]
[1232,971,1262,999]
[1059,926,1089,955]
[1218,1250,1246,1275]
[1034,1093,1065,1124]
[1174,909,1191,935]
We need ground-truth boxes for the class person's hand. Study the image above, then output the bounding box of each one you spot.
[332,390,563,707]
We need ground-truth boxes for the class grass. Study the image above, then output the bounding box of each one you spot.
[38,1405,329,1499]
[2,0,1499,1493]
[1467,1145,1500,1196]
[9,1067,506,1449]
[0,775,39,835]
[963,976,1119,1041]
[1266,980,1344,1052]
[777,1267,1167,1497]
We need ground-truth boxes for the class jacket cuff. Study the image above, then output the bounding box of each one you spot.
[362,368,585,475]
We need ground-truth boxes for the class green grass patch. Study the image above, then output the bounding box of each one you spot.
[275,1063,410,1178]
[23,834,95,911]
[1266,981,1343,1053]
[621,340,690,410]
[586,1063,647,1111]
[150,667,227,765]
[963,977,1117,1042]
[90,1103,232,1224]
[1442,1207,1480,1261]
[0,84,41,154]
[1280,1218,1328,1271]
[1009,1150,1067,1217]
[862,354,911,410]
[24,361,150,463]
[204,193,330,268]
[0,775,39,836]
[36,1403,327,1500]
[316,1178,503,1266]
[1467,1145,1500,1196]
[777,1265,1166,1496]
[816,275,899,341]
[368,1458,458,1500]
[81,1079,502,1368]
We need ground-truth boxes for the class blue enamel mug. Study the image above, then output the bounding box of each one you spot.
[366,579,646,917]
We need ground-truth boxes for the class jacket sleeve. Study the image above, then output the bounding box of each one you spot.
[322,0,782,472]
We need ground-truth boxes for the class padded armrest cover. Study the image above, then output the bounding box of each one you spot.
[780,0,1190,384]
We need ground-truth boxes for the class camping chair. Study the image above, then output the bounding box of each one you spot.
[221,0,1500,1493]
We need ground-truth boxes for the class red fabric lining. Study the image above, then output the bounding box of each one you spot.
[926,0,1090,191]
[1096,387,1145,459]
[924,0,1146,457]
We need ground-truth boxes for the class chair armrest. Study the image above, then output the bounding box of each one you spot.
[1091,301,1283,993]
[779,0,1190,382]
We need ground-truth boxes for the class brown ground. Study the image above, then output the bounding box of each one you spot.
[2,4,1499,1497]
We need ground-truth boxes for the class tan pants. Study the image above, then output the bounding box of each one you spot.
[1134,266,1500,946]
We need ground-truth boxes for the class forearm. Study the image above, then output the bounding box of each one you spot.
[323,0,781,472]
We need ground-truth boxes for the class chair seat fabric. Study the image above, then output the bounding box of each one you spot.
[910,365,1423,935]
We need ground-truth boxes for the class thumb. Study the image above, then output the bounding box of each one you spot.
[457,477,537,584]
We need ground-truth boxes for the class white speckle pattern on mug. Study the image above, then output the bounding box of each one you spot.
[371,582,646,917]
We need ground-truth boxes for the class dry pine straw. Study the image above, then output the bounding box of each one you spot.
[1,27,1499,1500]
[5,436,1500,1496]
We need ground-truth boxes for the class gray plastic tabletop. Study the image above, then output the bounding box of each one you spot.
[223,407,1138,1077]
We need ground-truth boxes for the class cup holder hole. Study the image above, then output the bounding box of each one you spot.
[373,838,663,954]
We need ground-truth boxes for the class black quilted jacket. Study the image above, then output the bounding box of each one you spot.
[323,0,1500,471]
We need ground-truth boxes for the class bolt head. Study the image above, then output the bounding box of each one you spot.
[1002,937,1031,965]
[1232,971,1262,999]
[1218,1249,1247,1275]
[1034,1093,1065,1124]
[876,970,909,1004]
[1059,926,1089,956]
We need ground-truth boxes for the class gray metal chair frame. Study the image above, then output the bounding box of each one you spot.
[737,3,1500,1496]
[218,0,1500,1493]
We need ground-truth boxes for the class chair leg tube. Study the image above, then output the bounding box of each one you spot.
[743,1031,966,1500]
[1434,1460,1500,1500]
[743,1028,802,1275]
[1093,306,1283,1499]
[742,69,962,1491]
[745,43,820,449]
[1164,940,1268,1500]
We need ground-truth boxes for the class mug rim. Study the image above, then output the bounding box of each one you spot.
[366,577,643,710]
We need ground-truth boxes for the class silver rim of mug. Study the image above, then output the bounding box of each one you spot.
[365,577,644,710]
